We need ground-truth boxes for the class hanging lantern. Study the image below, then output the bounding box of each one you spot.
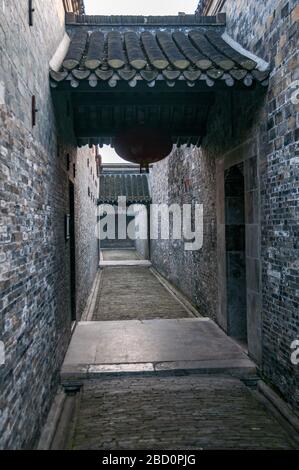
[114,125,173,166]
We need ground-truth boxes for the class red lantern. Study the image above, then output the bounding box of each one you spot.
[114,125,173,166]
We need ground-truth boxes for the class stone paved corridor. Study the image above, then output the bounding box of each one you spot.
[2,0,299,451]
[58,250,297,450]
[67,376,295,450]
[92,265,192,321]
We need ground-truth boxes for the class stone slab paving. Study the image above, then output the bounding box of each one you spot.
[68,376,295,450]
[62,319,253,367]
[102,249,141,261]
[93,266,191,321]
[62,250,294,450]
[100,260,152,267]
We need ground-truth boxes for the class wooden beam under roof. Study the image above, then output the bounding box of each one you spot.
[71,92,214,107]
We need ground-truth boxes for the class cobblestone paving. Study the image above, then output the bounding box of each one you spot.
[69,376,295,450]
[92,266,191,321]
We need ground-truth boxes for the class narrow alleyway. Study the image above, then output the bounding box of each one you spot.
[57,250,297,450]
[2,0,298,453]
[93,249,191,321]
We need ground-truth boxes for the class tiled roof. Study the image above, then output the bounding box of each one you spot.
[65,13,225,25]
[50,15,270,89]
[99,174,151,204]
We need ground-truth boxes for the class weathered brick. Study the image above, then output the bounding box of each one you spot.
[151,0,299,412]
[0,1,99,450]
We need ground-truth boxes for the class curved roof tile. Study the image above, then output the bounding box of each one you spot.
[50,15,270,89]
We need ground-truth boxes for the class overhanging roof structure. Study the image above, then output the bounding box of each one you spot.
[99,173,151,204]
[50,14,270,148]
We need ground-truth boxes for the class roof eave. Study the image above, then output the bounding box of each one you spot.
[65,12,226,26]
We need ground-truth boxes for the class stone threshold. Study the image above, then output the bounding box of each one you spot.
[62,318,256,380]
[99,260,152,267]
[61,358,257,389]
[101,247,137,250]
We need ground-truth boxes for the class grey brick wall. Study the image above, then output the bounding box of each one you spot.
[219,0,299,414]
[0,108,72,449]
[151,0,298,409]
[74,148,99,318]
[0,0,65,153]
[150,146,217,318]
[0,1,99,448]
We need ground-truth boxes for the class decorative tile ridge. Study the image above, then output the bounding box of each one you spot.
[65,13,226,26]
[98,197,152,204]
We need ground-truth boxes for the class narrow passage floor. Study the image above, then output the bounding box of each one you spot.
[58,249,297,450]
[67,376,295,450]
[92,265,190,321]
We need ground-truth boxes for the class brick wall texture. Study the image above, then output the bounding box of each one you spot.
[74,149,99,318]
[151,0,299,410]
[218,0,299,414]
[0,1,99,448]
[150,147,217,318]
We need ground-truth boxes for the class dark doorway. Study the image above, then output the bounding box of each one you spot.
[69,181,76,322]
[224,163,247,342]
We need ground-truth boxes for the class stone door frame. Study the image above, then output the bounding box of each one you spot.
[216,137,262,364]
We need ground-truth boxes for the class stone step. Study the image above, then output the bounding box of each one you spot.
[61,358,257,392]
[99,260,152,267]
[61,318,256,389]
